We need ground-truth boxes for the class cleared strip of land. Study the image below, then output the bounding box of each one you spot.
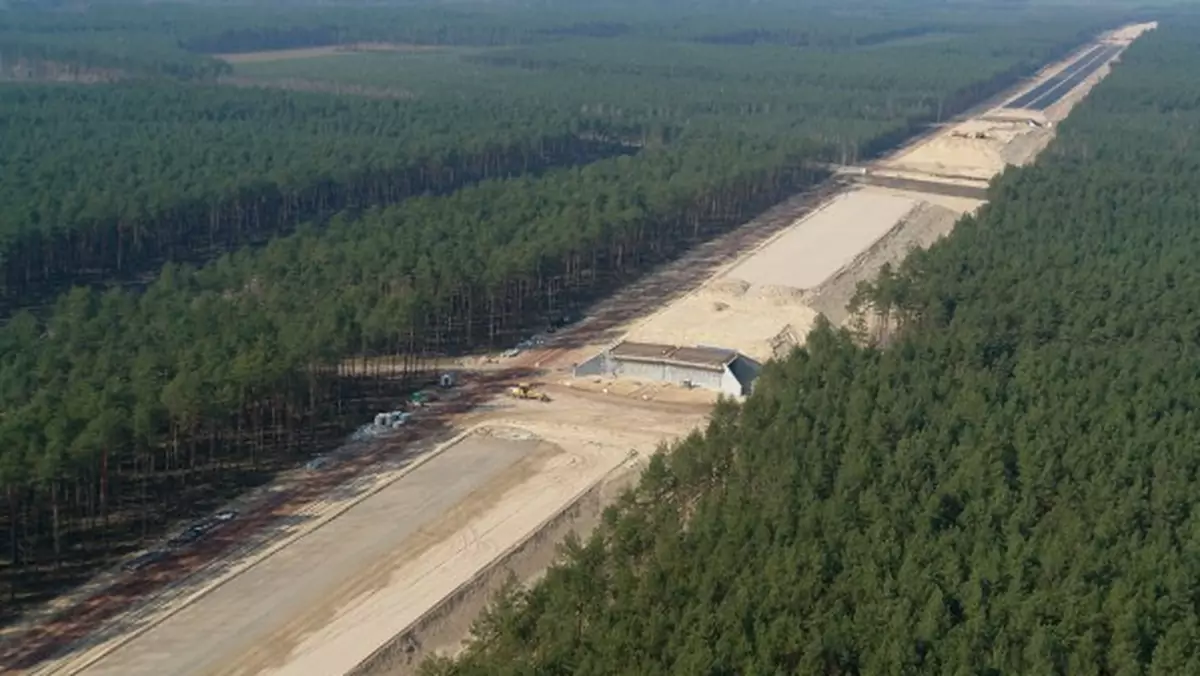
[75,432,542,676]
[216,43,443,63]
[61,394,708,676]
[724,190,920,290]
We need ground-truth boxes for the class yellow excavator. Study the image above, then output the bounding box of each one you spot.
[507,383,551,402]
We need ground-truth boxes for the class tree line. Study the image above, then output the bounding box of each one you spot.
[0,82,636,315]
[424,18,1200,675]
[0,13,1096,317]
[0,1,1129,81]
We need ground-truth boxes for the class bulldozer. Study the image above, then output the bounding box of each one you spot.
[508,383,551,402]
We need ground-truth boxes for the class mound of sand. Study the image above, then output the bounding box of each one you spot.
[625,291,819,363]
[885,119,1047,180]
[769,324,803,360]
[706,278,751,298]
[806,199,965,325]
[999,128,1052,166]
[757,284,808,304]
[889,137,1006,178]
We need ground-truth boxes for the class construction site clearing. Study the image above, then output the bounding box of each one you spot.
[1,21,1157,676]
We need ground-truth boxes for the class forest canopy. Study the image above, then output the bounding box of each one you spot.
[422,18,1200,675]
[0,10,1106,313]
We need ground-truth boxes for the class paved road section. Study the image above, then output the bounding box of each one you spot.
[1006,44,1121,110]
[1005,44,1102,109]
[76,435,538,676]
[1027,45,1122,111]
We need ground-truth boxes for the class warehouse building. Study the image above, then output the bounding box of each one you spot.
[573,341,761,397]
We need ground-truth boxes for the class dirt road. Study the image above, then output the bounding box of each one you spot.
[66,393,705,676]
[74,431,544,676]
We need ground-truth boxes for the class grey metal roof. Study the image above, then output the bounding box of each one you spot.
[609,341,737,371]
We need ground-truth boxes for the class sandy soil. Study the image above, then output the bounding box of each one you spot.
[55,389,705,676]
[626,285,819,362]
[76,430,546,676]
[879,117,1053,180]
[347,451,650,675]
[625,188,923,360]
[806,197,971,325]
[1106,22,1157,44]
[616,26,1150,357]
[725,190,921,290]
[217,43,440,64]
[217,47,349,64]
[211,395,706,676]
[879,27,1154,183]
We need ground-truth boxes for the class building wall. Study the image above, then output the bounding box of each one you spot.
[728,355,763,395]
[572,349,758,397]
[718,369,745,397]
[573,352,609,377]
[612,358,725,391]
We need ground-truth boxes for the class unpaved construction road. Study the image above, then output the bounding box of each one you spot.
[29,388,707,676]
[78,432,545,676]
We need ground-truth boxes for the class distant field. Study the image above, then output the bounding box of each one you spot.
[218,42,447,64]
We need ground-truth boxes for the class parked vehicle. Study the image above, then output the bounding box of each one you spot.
[123,550,167,572]
[306,456,333,471]
[507,383,551,402]
[167,528,205,548]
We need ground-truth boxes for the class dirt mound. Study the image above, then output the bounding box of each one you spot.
[769,325,802,359]
[756,284,807,304]
[999,128,1053,166]
[705,278,751,298]
[481,427,539,442]
[805,199,964,325]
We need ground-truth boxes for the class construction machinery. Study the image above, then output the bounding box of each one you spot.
[508,383,551,402]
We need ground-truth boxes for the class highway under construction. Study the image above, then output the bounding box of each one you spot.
[9,20,1156,676]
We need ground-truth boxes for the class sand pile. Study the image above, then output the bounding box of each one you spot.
[999,128,1053,166]
[625,291,819,363]
[806,200,964,325]
[769,324,803,359]
[625,188,925,360]
[884,119,1046,180]
[757,285,808,305]
[888,137,1005,179]
[706,278,751,298]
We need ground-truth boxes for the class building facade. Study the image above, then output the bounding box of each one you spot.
[573,341,761,397]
